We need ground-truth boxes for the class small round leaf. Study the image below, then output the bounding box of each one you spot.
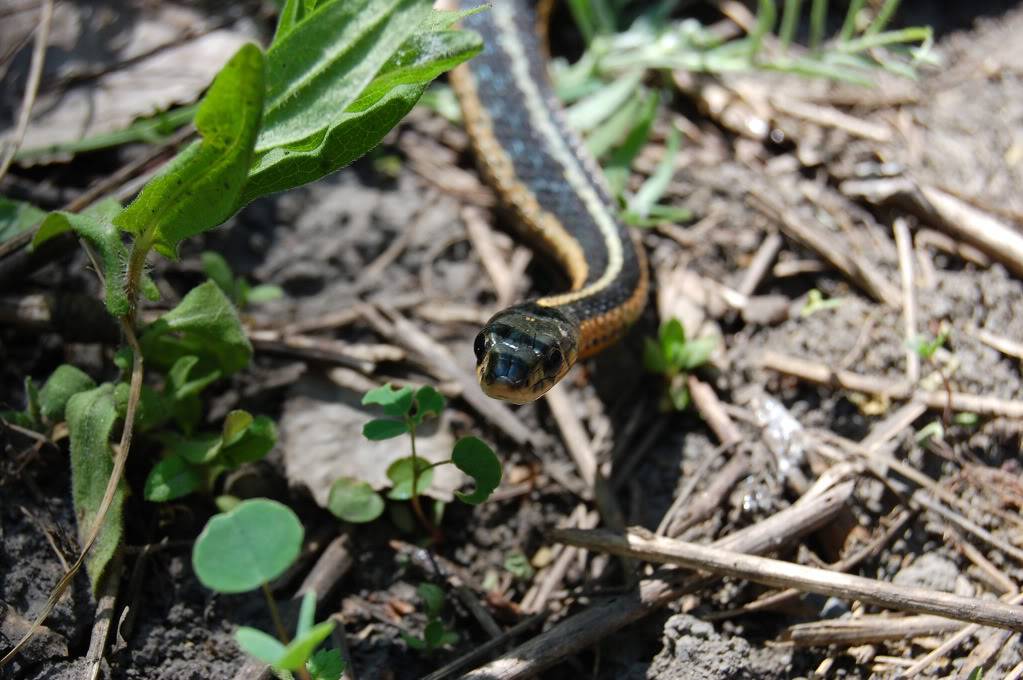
[277,620,336,670]
[235,626,286,665]
[192,498,304,593]
[451,436,501,505]
[145,454,203,502]
[362,384,414,417]
[386,457,434,500]
[412,386,445,425]
[328,478,385,523]
[222,409,254,446]
[362,418,408,441]
[417,582,445,619]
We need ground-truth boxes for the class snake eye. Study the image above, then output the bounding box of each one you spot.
[544,347,563,374]
[473,333,488,363]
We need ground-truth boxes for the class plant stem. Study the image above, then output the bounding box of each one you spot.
[124,235,153,321]
[261,582,290,644]
[406,418,441,542]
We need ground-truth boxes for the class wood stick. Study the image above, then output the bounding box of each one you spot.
[759,351,1023,418]
[737,231,783,297]
[782,614,964,647]
[461,482,854,679]
[551,528,1023,632]
[893,218,919,383]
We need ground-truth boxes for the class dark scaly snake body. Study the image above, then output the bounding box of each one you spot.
[451,0,649,403]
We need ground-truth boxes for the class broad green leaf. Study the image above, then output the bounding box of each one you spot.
[306,648,345,680]
[362,384,414,417]
[219,415,277,466]
[451,436,501,505]
[67,384,125,592]
[424,620,446,648]
[362,418,408,441]
[38,365,96,423]
[659,319,686,364]
[0,196,45,244]
[192,498,304,593]
[223,410,254,447]
[113,382,173,432]
[328,477,385,523]
[201,251,236,299]
[167,356,221,401]
[386,456,434,500]
[412,386,445,425]
[259,0,432,151]
[235,627,287,664]
[140,281,252,375]
[144,454,203,502]
[114,44,266,259]
[272,0,308,46]
[277,621,336,670]
[417,582,445,619]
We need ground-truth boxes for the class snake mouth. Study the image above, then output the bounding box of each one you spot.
[477,355,546,404]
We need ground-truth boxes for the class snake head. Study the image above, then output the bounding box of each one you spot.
[474,303,580,404]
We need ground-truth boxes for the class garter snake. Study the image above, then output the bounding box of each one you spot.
[451,0,650,404]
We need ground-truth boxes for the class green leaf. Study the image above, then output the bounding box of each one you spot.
[504,550,534,580]
[401,632,426,650]
[604,90,659,196]
[38,365,96,423]
[328,477,385,523]
[192,498,304,593]
[114,44,266,259]
[585,91,644,158]
[628,124,681,220]
[277,621,336,670]
[362,383,414,417]
[67,384,125,592]
[24,377,41,427]
[140,281,253,375]
[296,590,317,638]
[412,386,445,425]
[259,0,433,151]
[642,337,667,374]
[201,251,236,299]
[451,436,501,505]
[566,70,643,133]
[678,336,717,371]
[659,319,686,361]
[423,619,447,649]
[245,284,284,304]
[236,626,287,665]
[669,383,691,411]
[144,454,203,502]
[162,432,223,465]
[386,456,434,500]
[167,355,222,401]
[362,418,409,441]
[223,410,254,447]
[418,582,445,619]
[242,6,481,203]
[113,382,173,432]
[0,196,45,244]
[306,648,345,680]
[219,415,277,466]
[34,211,134,316]
[437,629,459,647]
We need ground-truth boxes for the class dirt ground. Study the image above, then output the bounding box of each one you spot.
[3,1,1023,679]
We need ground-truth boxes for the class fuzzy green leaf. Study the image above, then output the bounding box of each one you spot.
[192,498,304,593]
[328,477,385,523]
[451,436,501,505]
[140,281,252,375]
[113,44,266,259]
[362,384,414,417]
[67,384,125,592]
[162,432,222,465]
[38,365,96,423]
[201,251,236,298]
[245,284,284,304]
[167,355,222,401]
[362,418,409,441]
[144,454,203,502]
[386,456,434,500]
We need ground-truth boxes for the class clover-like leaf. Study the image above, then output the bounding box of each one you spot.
[362,418,409,441]
[411,386,445,425]
[145,454,203,502]
[386,456,434,500]
[306,648,345,680]
[328,477,385,523]
[417,582,445,619]
[219,415,277,467]
[451,436,501,505]
[222,410,254,447]
[362,384,414,417]
[192,498,304,593]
